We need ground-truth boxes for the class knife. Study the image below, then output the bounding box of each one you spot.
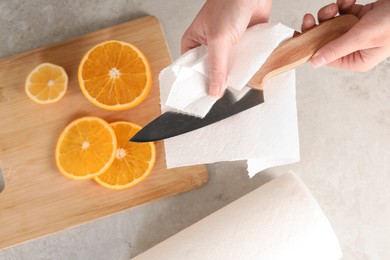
[131,15,359,142]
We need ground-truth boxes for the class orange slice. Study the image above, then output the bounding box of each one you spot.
[78,40,152,110]
[55,116,117,180]
[94,121,156,190]
[25,63,68,104]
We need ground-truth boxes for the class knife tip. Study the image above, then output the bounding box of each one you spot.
[129,135,153,143]
[129,137,141,143]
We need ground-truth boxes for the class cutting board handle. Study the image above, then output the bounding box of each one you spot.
[247,14,359,90]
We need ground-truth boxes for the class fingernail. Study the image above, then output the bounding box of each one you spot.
[341,0,353,9]
[311,54,327,68]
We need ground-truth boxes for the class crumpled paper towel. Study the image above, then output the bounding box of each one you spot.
[160,23,299,177]
[134,172,342,260]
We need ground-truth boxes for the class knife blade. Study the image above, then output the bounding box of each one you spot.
[131,88,264,142]
[131,15,359,143]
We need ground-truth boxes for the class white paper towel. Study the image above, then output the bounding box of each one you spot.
[159,23,299,177]
[165,23,295,118]
[134,172,342,260]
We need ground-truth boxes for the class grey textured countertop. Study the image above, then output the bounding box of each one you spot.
[1,0,389,259]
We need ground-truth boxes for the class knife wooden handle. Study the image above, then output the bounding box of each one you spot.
[247,15,359,90]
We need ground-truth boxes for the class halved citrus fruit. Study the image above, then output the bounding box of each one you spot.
[56,116,117,180]
[25,63,68,104]
[94,121,156,190]
[78,40,152,110]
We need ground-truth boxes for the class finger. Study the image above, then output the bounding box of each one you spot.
[181,37,201,54]
[328,51,376,72]
[355,3,375,18]
[326,52,364,70]
[301,13,316,32]
[207,39,230,97]
[311,25,365,68]
[328,46,390,72]
[336,0,356,11]
[317,3,339,23]
[338,3,365,18]
[181,28,203,54]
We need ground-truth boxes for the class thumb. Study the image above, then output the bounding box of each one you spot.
[311,25,364,68]
[207,40,230,97]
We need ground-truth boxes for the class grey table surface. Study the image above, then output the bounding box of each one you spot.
[1,0,389,259]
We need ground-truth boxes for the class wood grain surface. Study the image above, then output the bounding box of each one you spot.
[248,15,359,90]
[0,16,208,249]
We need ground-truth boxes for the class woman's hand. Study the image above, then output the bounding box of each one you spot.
[302,0,390,71]
[181,0,272,96]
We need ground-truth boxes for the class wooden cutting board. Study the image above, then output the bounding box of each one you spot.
[0,16,208,249]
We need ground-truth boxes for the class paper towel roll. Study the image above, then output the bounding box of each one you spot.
[134,172,342,260]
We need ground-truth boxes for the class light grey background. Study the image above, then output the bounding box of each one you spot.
[1,0,389,259]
